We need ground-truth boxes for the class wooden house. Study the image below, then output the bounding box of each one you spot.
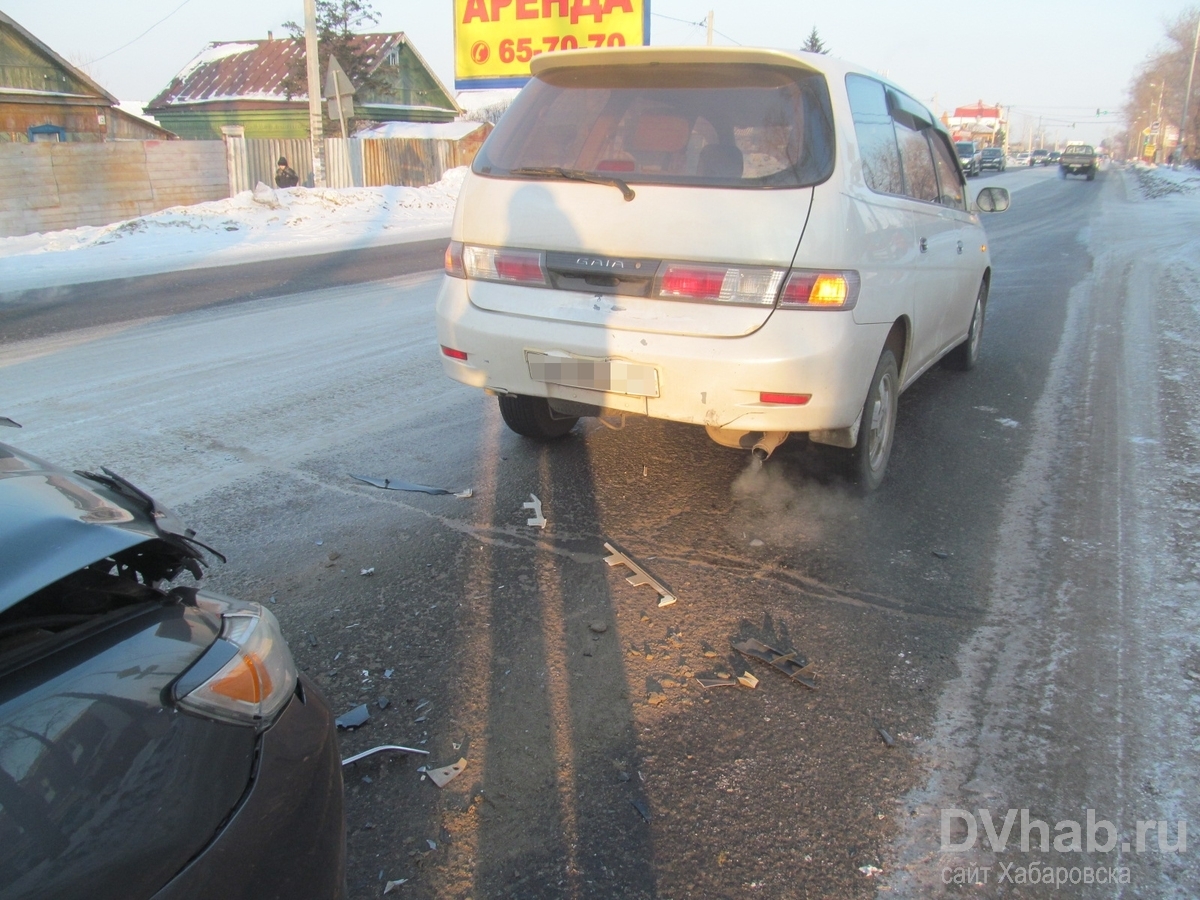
[146,34,460,140]
[0,11,173,142]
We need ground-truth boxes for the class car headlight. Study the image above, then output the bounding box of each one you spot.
[173,596,299,731]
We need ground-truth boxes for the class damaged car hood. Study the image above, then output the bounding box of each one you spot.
[0,443,206,613]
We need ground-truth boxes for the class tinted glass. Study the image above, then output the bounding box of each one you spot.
[895,119,939,203]
[930,134,966,210]
[845,74,904,195]
[981,149,1002,158]
[956,142,976,154]
[474,63,835,188]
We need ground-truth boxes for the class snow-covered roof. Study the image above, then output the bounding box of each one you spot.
[354,120,485,140]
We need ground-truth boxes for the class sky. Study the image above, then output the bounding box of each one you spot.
[4,0,1194,145]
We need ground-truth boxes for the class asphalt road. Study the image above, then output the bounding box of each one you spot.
[4,166,1196,899]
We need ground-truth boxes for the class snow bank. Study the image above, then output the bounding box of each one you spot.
[0,168,466,295]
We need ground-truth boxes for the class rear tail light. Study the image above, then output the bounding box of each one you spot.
[760,392,811,405]
[174,596,298,731]
[779,270,861,310]
[462,245,548,286]
[445,240,465,277]
[656,263,785,306]
[441,345,468,360]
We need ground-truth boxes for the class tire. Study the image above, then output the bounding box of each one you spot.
[1086,168,1095,181]
[497,394,578,440]
[1059,166,1067,178]
[945,279,987,371]
[848,349,899,493]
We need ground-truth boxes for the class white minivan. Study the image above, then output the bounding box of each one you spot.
[435,47,1009,490]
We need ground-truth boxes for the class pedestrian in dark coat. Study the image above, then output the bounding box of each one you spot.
[275,156,300,188]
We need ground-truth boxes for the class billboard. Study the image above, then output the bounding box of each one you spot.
[454,0,651,89]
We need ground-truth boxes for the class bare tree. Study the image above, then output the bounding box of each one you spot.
[1124,8,1200,162]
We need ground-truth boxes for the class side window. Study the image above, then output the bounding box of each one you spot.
[929,134,966,210]
[845,74,903,195]
[893,117,939,204]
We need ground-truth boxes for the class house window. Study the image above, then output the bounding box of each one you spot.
[384,48,399,67]
[28,124,66,142]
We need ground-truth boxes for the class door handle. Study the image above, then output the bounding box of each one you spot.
[919,237,928,253]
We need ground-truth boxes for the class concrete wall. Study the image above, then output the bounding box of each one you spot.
[0,140,227,237]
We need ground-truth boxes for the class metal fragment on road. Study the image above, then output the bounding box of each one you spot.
[523,494,546,528]
[350,474,471,496]
[732,638,817,689]
[335,703,371,729]
[603,541,676,606]
[425,757,468,788]
[630,798,651,822]
[341,744,430,766]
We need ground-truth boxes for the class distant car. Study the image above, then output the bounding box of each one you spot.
[0,433,347,899]
[980,148,1006,172]
[1059,143,1098,180]
[956,141,983,176]
[1029,149,1051,166]
[1047,151,1061,164]
[1011,152,1030,167]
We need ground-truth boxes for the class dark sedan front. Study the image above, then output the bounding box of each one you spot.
[0,440,345,900]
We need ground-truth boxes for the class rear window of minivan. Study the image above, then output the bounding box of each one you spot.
[473,63,835,189]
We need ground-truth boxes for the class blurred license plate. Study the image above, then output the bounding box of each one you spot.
[526,352,659,398]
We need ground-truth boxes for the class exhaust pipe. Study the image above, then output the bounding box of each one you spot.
[750,431,789,462]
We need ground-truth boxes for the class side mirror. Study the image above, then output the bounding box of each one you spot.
[976,186,1010,213]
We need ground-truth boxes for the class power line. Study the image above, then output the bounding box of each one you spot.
[91,0,194,64]
[651,12,742,45]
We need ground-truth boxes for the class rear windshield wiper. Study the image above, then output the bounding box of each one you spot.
[508,166,635,202]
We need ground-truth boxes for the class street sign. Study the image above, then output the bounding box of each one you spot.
[324,55,356,124]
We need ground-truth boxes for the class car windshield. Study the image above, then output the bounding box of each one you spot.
[473,63,835,188]
[982,149,1001,157]
[956,143,975,153]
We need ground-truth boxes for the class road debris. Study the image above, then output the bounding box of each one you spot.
[336,704,371,729]
[603,541,676,606]
[695,675,738,689]
[931,549,949,559]
[423,757,468,787]
[737,671,759,689]
[383,878,408,893]
[377,696,390,710]
[1186,670,1200,681]
[859,865,882,877]
[360,567,375,576]
[350,474,473,497]
[523,494,547,528]
[342,744,430,765]
[877,727,895,747]
[588,621,609,634]
[630,798,651,822]
[732,638,817,689]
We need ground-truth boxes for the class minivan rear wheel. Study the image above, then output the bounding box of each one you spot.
[945,280,987,371]
[848,349,899,493]
[498,394,578,440]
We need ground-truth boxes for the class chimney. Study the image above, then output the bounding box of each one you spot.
[268,30,274,42]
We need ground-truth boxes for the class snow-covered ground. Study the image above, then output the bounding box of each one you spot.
[0,168,466,295]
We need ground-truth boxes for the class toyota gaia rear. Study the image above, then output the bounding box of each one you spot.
[435,47,1008,490]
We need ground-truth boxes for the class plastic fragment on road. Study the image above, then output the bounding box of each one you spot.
[335,704,371,729]
[695,675,738,689]
[350,474,473,497]
[383,879,408,893]
[360,567,375,576]
[859,865,882,877]
[630,798,651,822]
[732,638,817,689]
[341,744,430,766]
[603,541,677,606]
[877,727,895,747]
[737,671,759,689]
[424,757,468,788]
[523,494,546,528]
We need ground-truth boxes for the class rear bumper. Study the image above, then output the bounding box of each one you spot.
[435,276,886,434]
[151,676,346,900]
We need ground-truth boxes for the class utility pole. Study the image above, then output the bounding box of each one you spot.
[1177,13,1200,166]
[1154,80,1165,164]
[304,0,326,187]
[706,11,714,46]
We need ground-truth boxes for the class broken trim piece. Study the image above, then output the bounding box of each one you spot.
[523,494,546,528]
[350,474,472,497]
[341,744,430,766]
[603,541,676,606]
[422,757,468,787]
[732,638,817,689]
